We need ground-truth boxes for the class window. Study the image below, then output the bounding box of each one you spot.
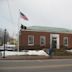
[28,35,34,45]
[52,37,57,40]
[63,37,68,46]
[40,36,46,46]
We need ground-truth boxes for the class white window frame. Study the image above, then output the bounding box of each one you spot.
[40,36,46,46]
[63,37,68,46]
[28,35,34,46]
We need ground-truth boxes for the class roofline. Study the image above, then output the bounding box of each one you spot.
[20,29,72,34]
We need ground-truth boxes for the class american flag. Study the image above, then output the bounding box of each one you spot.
[20,12,28,20]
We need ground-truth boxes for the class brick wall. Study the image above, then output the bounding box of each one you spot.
[19,30,72,50]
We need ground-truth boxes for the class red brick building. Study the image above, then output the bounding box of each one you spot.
[19,26,72,50]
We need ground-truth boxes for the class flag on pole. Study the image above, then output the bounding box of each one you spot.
[20,12,28,20]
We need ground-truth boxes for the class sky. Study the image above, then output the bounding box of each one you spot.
[0,0,72,37]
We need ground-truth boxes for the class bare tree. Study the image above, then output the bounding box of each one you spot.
[0,28,10,46]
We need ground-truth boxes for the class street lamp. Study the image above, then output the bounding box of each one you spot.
[3,29,6,58]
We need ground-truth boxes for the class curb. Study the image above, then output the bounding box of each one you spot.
[0,56,72,60]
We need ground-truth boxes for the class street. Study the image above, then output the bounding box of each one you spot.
[0,59,72,72]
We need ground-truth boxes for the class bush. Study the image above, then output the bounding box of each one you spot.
[53,48,72,56]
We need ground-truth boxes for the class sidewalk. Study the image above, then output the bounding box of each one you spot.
[0,55,72,60]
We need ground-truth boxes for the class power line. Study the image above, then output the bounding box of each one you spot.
[7,0,14,25]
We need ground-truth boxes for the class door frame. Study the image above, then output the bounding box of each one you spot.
[50,34,60,49]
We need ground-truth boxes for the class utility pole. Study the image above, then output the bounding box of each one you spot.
[3,29,6,58]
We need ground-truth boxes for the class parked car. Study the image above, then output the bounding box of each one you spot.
[0,44,16,51]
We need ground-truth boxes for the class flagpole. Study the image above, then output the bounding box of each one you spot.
[17,10,28,51]
[17,9,20,51]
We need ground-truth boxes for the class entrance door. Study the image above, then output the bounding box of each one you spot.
[50,34,60,49]
[52,37,57,49]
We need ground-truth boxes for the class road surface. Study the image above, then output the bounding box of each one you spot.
[0,59,72,72]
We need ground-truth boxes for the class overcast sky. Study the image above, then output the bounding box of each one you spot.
[0,0,72,37]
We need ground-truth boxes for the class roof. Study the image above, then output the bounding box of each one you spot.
[22,26,72,34]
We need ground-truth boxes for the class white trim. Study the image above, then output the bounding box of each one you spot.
[40,36,46,46]
[63,37,68,46]
[50,34,60,49]
[28,35,34,46]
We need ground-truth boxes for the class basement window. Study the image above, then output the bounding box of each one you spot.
[40,36,46,46]
[28,35,34,46]
[63,37,68,47]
